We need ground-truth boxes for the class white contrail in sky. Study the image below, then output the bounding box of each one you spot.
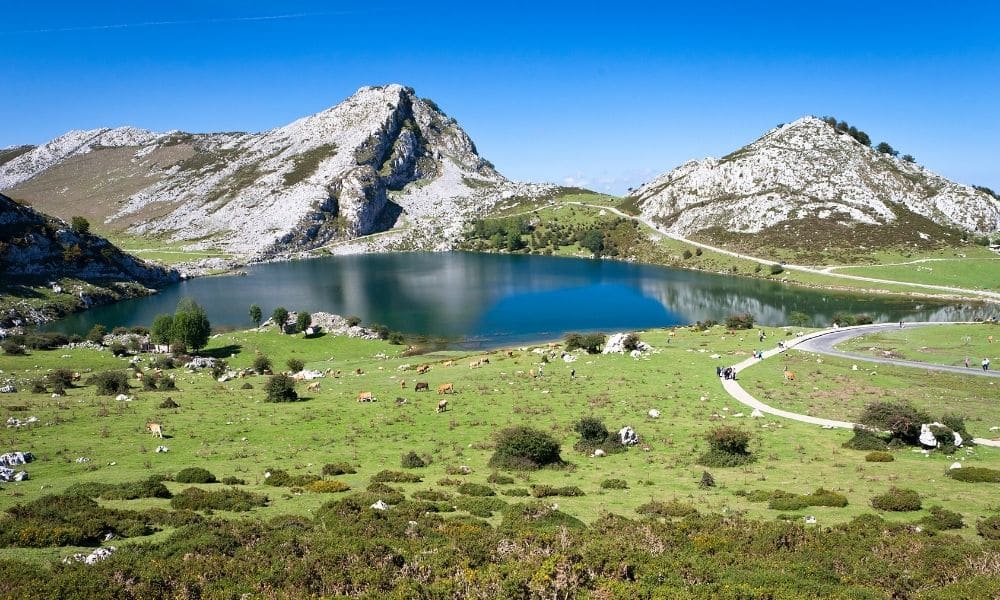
[3,11,360,34]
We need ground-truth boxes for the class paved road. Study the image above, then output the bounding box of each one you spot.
[796,322,1000,379]
[720,322,1000,447]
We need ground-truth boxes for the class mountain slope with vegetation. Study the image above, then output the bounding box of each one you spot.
[1,85,550,260]
[626,116,1000,261]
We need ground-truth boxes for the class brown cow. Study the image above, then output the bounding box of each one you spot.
[417,365,430,375]
[436,399,448,413]
[415,382,430,392]
[437,383,454,394]
[147,422,164,438]
[443,360,455,367]
[783,368,796,381]
[357,391,374,402]
[306,382,321,392]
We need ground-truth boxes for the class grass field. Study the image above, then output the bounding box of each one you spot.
[109,235,234,266]
[836,322,1000,368]
[831,257,1000,292]
[3,323,1000,565]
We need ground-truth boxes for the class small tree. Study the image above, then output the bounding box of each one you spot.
[725,313,754,330]
[574,416,609,444]
[346,315,362,327]
[296,311,311,334]
[286,358,305,373]
[371,324,390,340]
[788,311,811,327]
[249,304,262,328]
[172,298,210,352]
[902,154,915,163]
[265,374,298,403]
[70,216,90,234]
[151,314,175,345]
[89,371,130,395]
[622,333,641,352]
[388,331,405,345]
[253,354,273,374]
[699,426,755,467]
[87,324,107,345]
[876,142,898,157]
[272,307,289,333]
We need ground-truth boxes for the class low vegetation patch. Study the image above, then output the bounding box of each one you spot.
[742,488,849,511]
[871,487,922,512]
[454,496,507,517]
[1,494,153,547]
[169,487,267,512]
[920,506,965,531]
[371,470,422,483]
[636,500,698,518]
[487,472,515,485]
[87,370,131,395]
[530,484,585,498]
[601,478,629,489]
[842,425,889,451]
[174,467,217,484]
[573,416,625,455]
[65,476,172,500]
[400,450,427,468]
[865,451,894,463]
[307,480,351,494]
[264,469,319,487]
[322,462,357,476]
[457,482,496,497]
[698,426,755,467]
[489,426,564,470]
[946,467,1000,483]
[978,515,1000,540]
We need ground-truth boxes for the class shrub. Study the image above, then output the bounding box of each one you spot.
[71,216,90,234]
[264,374,298,402]
[699,426,755,467]
[52,381,66,396]
[47,370,74,390]
[565,332,606,354]
[530,485,584,498]
[365,483,406,504]
[264,469,319,487]
[1,340,26,355]
[87,370,130,395]
[412,490,452,502]
[221,476,245,485]
[371,324,390,340]
[240,382,252,389]
[437,478,462,486]
[574,416,609,443]
[66,477,172,500]
[86,324,107,344]
[159,397,180,409]
[346,315,362,327]
[487,473,515,485]
[871,487,921,512]
[920,506,964,531]
[401,451,427,469]
[725,313,755,330]
[371,470,422,483]
[143,377,158,391]
[24,332,69,350]
[0,494,153,547]
[858,402,930,445]
[769,263,784,275]
[170,487,267,512]
[504,487,531,497]
[210,360,228,380]
[253,354,273,374]
[946,467,1000,483]
[388,331,405,345]
[322,462,357,476]
[153,356,175,370]
[600,478,629,490]
[699,471,716,488]
[767,488,848,510]
[682,249,693,259]
[109,342,127,357]
[941,414,971,442]
[458,483,496,497]
[295,311,311,334]
[286,358,305,373]
[174,467,217,484]
[161,378,176,391]
[843,425,889,451]
[455,496,507,517]
[636,500,698,518]
[489,426,563,470]
[30,380,47,394]
[865,451,894,462]
[307,480,351,494]
[977,515,1000,540]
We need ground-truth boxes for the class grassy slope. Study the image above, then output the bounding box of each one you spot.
[2,323,999,565]
[832,256,1000,292]
[836,322,1000,368]
[109,235,234,266]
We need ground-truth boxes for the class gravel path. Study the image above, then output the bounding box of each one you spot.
[719,322,1000,447]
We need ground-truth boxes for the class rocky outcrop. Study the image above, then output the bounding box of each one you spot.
[0,193,177,286]
[2,85,551,259]
[629,117,1000,244]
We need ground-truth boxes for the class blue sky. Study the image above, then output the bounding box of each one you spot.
[2,1,998,194]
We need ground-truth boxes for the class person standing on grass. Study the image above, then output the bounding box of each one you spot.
[984,358,991,372]
[965,357,970,368]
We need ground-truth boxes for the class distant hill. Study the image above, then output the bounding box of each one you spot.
[626,117,1000,258]
[1,84,550,259]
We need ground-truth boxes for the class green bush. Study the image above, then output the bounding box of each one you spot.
[489,426,563,470]
[699,471,716,488]
[458,483,496,497]
[48,368,74,388]
[264,469,319,487]
[30,380,47,393]
[636,500,698,518]
[941,414,971,442]
[843,425,889,451]
[487,472,515,485]
[530,485,584,498]
[412,490,452,501]
[221,476,245,485]
[865,451,894,462]
[767,488,848,510]
[264,373,298,402]
[253,354,272,374]
[725,313,754,330]
[564,332,606,354]
[871,487,922,512]
[371,470,422,483]
[175,467,217,484]
[286,358,305,373]
[455,496,507,517]
[401,451,427,469]
[699,426,755,467]
[87,324,107,344]
[769,263,784,275]
[170,487,267,512]
[977,515,1000,540]
[1,340,26,355]
[0,494,153,547]
[307,480,351,493]
[504,487,530,497]
[365,483,406,504]
[920,506,964,531]
[858,402,930,445]
[601,478,629,490]
[946,467,1000,483]
[87,370,130,395]
[388,332,405,345]
[66,477,171,500]
[322,462,357,476]
[574,416,609,443]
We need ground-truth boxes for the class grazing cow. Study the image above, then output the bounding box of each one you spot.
[147,422,164,438]
[989,335,995,344]
[529,369,536,378]
[354,368,364,376]
[469,357,490,369]
[417,365,430,375]
[415,382,430,392]
[783,367,796,381]
[357,391,374,402]
[443,360,455,367]
[437,382,454,395]
[333,370,342,378]
[306,382,321,392]
[437,399,448,413]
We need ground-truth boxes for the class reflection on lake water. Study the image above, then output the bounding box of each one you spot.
[49,252,995,348]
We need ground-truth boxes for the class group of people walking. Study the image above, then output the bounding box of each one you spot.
[965,356,991,371]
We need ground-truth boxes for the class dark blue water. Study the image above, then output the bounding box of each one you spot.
[47,252,992,347]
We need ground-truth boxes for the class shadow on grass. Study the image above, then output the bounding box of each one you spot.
[198,345,242,359]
